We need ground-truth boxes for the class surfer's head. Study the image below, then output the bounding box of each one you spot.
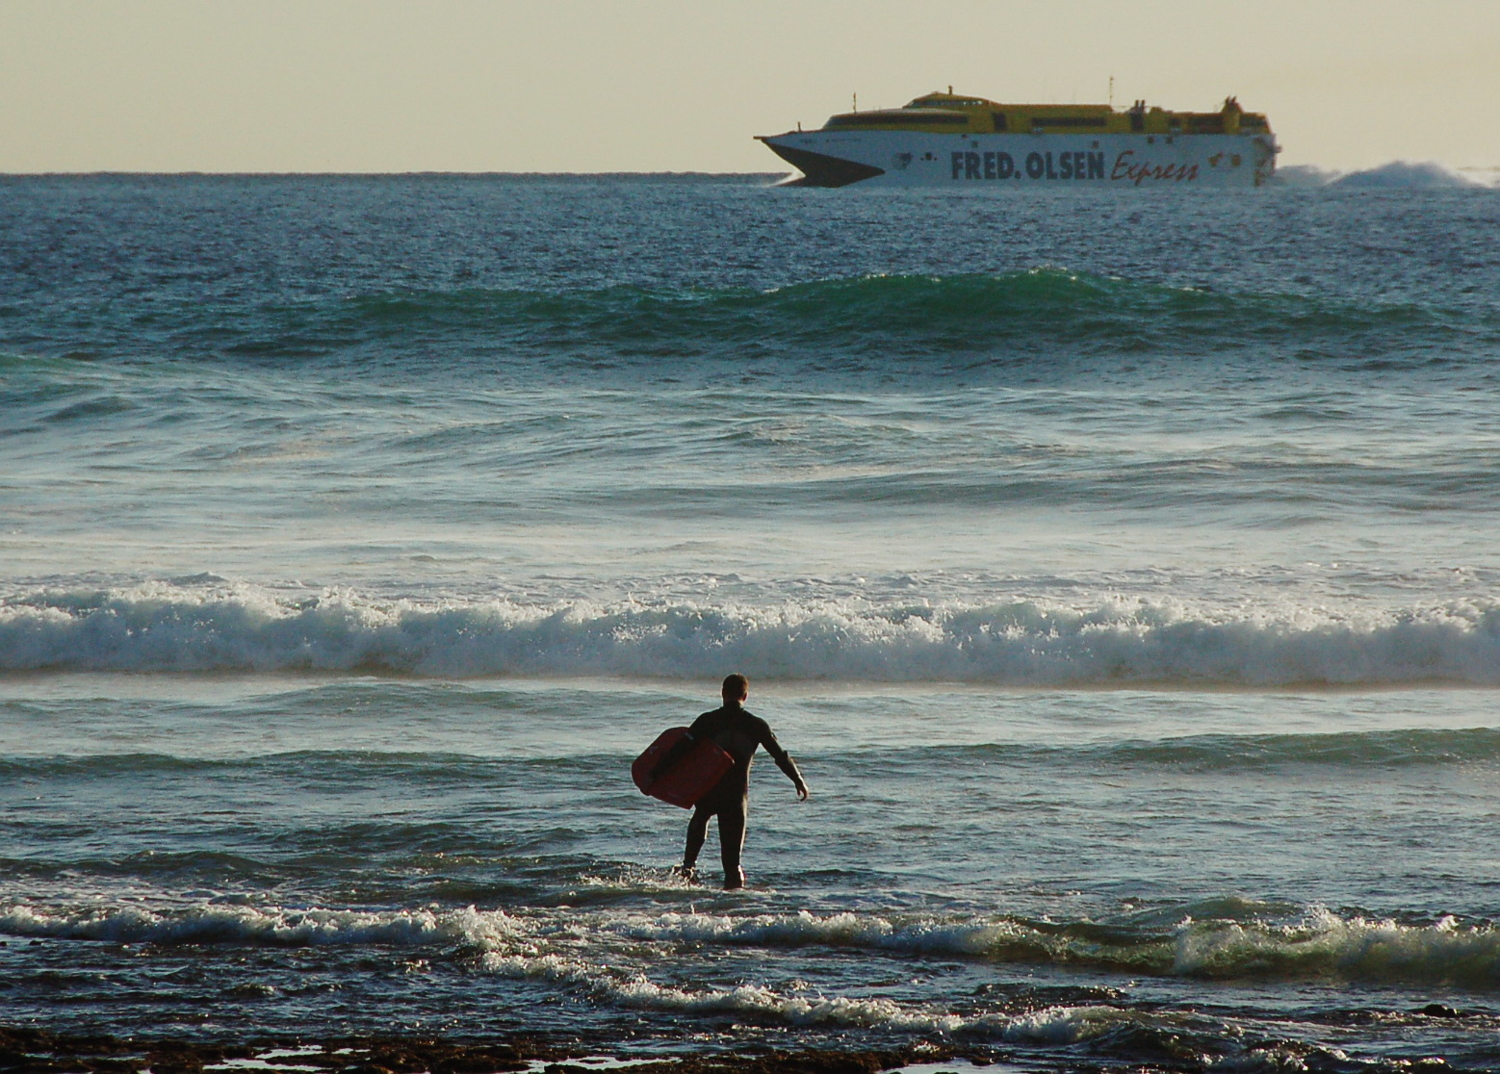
[722,674,748,705]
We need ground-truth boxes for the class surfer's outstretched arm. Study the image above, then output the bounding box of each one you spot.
[783,757,809,800]
[761,728,809,800]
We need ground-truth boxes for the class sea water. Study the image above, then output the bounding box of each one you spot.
[2,173,1500,1072]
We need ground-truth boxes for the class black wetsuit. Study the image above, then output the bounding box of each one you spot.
[664,702,803,884]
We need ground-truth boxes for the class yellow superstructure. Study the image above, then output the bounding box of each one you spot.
[822,91,1270,138]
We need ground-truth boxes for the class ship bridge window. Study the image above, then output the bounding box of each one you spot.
[910,97,983,107]
[1033,116,1107,128]
[827,112,967,127]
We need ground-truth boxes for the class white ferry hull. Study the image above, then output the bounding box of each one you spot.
[760,130,1276,189]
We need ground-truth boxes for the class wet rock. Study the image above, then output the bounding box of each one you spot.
[144,1050,203,1074]
[1416,1004,1465,1019]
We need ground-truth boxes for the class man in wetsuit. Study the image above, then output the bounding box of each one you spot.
[657,674,808,889]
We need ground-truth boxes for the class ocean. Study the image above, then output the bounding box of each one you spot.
[3,170,1500,1073]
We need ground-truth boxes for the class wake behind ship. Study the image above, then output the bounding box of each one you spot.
[759,89,1277,188]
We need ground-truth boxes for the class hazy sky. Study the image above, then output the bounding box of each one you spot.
[3,0,1496,173]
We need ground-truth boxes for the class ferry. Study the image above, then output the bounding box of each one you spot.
[758,89,1277,188]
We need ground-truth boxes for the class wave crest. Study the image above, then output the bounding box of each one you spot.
[616,906,1500,990]
[4,583,1500,686]
[0,902,523,948]
[8,898,1500,992]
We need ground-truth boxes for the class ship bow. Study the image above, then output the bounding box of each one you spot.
[758,137,885,188]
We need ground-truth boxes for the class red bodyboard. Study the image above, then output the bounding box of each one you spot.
[633,727,735,809]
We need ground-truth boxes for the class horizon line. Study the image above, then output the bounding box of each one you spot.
[0,169,792,179]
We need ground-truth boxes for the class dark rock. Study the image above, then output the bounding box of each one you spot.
[1416,1004,1464,1019]
[144,1052,203,1074]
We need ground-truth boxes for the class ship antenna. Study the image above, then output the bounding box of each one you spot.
[853,92,857,112]
[1109,75,1114,108]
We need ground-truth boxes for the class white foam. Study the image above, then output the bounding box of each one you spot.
[601,908,1500,989]
[1332,161,1487,189]
[479,944,1112,1038]
[618,910,1043,960]
[8,898,1499,1020]
[1171,906,1500,986]
[14,900,1496,989]
[4,582,1500,686]
[1277,160,1493,189]
[0,901,529,948]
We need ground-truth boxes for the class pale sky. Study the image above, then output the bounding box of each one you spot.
[2,0,1496,174]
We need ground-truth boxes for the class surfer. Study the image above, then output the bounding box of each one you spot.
[656,674,808,889]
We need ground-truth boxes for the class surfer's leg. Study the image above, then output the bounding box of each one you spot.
[717,798,747,889]
[681,804,712,872]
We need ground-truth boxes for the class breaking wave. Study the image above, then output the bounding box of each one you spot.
[1278,161,1498,189]
[4,583,1500,686]
[622,906,1500,990]
[0,902,507,948]
[7,899,1500,992]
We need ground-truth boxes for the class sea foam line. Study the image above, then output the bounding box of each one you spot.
[0,898,1365,1066]
[0,902,529,948]
[4,584,1500,686]
[619,908,1500,989]
[6,899,1500,990]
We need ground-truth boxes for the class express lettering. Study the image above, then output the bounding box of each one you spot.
[1109,150,1200,185]
[955,150,1102,181]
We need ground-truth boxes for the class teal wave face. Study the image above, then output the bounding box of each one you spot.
[231,270,1500,367]
[6,270,1494,376]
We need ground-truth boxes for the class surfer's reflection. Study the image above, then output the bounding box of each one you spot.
[653,673,809,889]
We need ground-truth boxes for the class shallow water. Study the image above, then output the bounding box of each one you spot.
[2,174,1500,1071]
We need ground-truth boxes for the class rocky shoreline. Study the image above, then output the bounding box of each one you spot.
[0,1029,982,1074]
